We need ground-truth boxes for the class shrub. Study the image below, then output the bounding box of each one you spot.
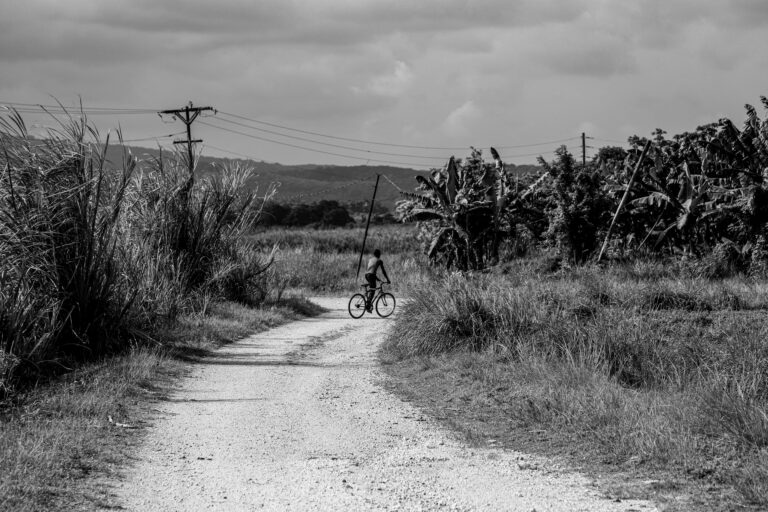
[540,147,613,263]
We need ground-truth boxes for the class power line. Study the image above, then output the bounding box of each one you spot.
[592,137,631,144]
[198,120,434,168]
[120,132,185,143]
[218,111,578,151]
[214,116,447,161]
[0,101,158,115]
[203,143,262,161]
[0,100,575,162]
[213,115,560,160]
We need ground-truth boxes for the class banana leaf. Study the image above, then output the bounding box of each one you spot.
[446,156,458,203]
[402,208,445,222]
[415,175,450,209]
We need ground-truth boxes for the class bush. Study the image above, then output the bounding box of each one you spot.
[540,147,613,263]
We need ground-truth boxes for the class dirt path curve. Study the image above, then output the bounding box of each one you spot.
[109,298,657,511]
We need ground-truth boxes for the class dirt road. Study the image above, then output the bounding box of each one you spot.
[109,298,656,511]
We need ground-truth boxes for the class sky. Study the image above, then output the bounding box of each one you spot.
[1,0,767,169]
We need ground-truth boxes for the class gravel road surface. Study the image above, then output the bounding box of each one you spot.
[109,297,657,511]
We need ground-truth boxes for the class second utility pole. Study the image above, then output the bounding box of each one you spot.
[582,132,587,167]
[160,102,215,178]
[356,174,381,280]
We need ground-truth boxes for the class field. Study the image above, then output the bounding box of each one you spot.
[380,255,768,510]
[245,224,437,295]
[248,225,768,509]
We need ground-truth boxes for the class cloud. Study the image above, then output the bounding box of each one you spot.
[441,100,481,137]
[531,26,635,76]
[364,61,413,97]
[1,0,768,168]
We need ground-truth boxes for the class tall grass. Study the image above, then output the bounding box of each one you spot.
[0,109,276,393]
[127,151,275,308]
[383,258,768,505]
[245,224,421,254]
[248,225,436,295]
[0,111,139,385]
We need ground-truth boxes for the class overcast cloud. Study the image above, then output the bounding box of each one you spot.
[1,0,767,167]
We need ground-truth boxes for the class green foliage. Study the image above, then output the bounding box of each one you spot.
[0,109,276,392]
[0,111,139,382]
[258,200,357,227]
[400,94,768,271]
[129,155,273,297]
[539,147,612,263]
[397,148,507,270]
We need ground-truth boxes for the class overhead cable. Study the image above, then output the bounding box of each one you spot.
[214,116,447,161]
[198,120,434,168]
[0,101,158,115]
[218,111,578,151]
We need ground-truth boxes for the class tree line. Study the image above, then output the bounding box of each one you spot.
[397,95,768,276]
[258,199,395,227]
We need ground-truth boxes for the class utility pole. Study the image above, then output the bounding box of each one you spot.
[582,132,587,167]
[356,174,381,280]
[159,102,215,178]
[597,140,652,263]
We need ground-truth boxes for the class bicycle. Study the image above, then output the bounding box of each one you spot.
[348,280,396,318]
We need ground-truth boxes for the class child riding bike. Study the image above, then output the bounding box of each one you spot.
[365,249,390,312]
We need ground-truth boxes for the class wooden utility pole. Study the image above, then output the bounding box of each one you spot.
[160,102,215,177]
[582,132,587,167]
[356,174,381,280]
[596,140,652,263]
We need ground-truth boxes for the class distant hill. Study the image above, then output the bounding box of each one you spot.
[110,144,543,211]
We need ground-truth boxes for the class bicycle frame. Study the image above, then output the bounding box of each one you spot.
[362,281,387,302]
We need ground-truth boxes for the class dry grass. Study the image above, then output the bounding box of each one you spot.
[381,256,768,509]
[256,225,439,296]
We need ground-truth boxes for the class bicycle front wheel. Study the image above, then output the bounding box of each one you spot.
[375,293,396,318]
[348,293,368,318]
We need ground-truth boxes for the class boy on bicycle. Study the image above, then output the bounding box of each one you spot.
[365,248,390,312]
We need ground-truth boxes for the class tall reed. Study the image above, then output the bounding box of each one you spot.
[0,109,277,392]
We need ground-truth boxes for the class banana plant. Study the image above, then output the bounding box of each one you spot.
[397,148,507,270]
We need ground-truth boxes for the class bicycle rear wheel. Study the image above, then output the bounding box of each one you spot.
[375,293,396,317]
[348,293,367,318]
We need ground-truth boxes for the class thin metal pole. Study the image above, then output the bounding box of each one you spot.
[356,174,381,279]
[597,140,652,262]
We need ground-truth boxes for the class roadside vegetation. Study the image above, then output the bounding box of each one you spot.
[383,96,768,510]
[0,109,321,511]
[383,261,768,508]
